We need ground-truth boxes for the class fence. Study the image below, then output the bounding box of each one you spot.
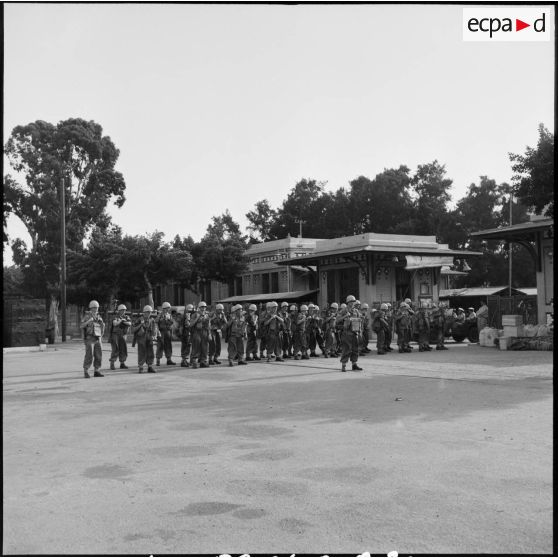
[487,295,538,329]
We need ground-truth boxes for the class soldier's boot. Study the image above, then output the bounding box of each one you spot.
[94,369,104,377]
[200,362,209,368]
[138,366,145,374]
[301,353,309,360]
[191,362,199,369]
[120,363,129,369]
[238,360,247,365]
[377,350,386,355]
[419,347,424,352]
[309,351,317,357]
[229,359,234,367]
[147,366,156,373]
[283,352,290,359]
[275,357,284,362]
[341,363,347,372]
[156,358,161,366]
[84,369,90,379]
[254,355,261,361]
[246,356,254,361]
[294,354,301,360]
[167,359,177,365]
[213,358,221,364]
[110,361,116,370]
[352,363,363,371]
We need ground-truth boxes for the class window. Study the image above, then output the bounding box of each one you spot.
[262,273,270,293]
[271,272,279,293]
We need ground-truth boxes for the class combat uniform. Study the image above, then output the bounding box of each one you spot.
[226,308,247,366]
[132,311,158,373]
[337,298,363,371]
[245,307,260,360]
[371,307,390,355]
[415,309,432,351]
[190,305,211,368]
[180,307,193,366]
[395,304,413,353]
[210,308,227,364]
[156,307,176,365]
[109,307,131,370]
[293,308,309,360]
[81,303,105,378]
[431,305,448,350]
[263,304,284,362]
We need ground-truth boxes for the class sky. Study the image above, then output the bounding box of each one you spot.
[3,3,555,264]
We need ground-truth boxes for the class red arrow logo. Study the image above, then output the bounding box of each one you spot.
[516,18,530,31]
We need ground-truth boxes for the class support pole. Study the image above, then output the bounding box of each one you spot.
[60,173,67,342]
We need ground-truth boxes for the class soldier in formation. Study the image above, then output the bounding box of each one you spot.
[337,295,363,372]
[156,301,177,367]
[225,304,248,366]
[109,303,131,370]
[132,304,158,373]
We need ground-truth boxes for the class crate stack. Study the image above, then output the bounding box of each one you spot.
[500,315,524,350]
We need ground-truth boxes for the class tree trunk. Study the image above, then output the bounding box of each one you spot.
[144,272,154,308]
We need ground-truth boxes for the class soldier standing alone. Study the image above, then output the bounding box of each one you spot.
[81,300,105,378]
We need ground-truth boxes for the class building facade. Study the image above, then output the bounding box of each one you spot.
[279,233,481,308]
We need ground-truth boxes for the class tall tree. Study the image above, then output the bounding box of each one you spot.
[246,200,279,242]
[509,123,554,217]
[411,161,452,239]
[198,211,249,285]
[3,118,126,298]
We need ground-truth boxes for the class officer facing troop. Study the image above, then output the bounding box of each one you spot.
[81,300,105,378]
[336,295,363,372]
[109,303,131,370]
[225,304,248,366]
[132,305,158,373]
[156,302,177,366]
[180,304,194,367]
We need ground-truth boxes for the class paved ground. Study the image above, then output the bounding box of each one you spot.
[2,341,553,555]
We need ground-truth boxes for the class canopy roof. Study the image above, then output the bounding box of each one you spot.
[471,218,553,241]
[217,289,318,304]
[439,286,524,298]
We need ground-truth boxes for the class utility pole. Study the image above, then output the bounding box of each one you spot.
[294,218,306,238]
[60,171,67,342]
[509,188,513,296]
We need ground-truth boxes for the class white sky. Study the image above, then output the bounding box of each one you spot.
[3,3,555,264]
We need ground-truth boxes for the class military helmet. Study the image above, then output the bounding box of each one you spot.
[117,304,127,311]
[468,307,474,311]
[162,301,171,309]
[143,305,153,312]
[404,298,412,305]
[458,307,464,312]
[340,303,347,309]
[386,303,392,308]
[186,304,194,312]
[355,299,361,305]
[400,302,408,308]
[233,304,242,312]
[215,303,224,311]
[289,304,297,311]
[346,295,356,303]
[314,305,320,311]
[361,303,369,310]
[380,303,388,310]
[248,304,257,311]
[89,300,100,308]
[330,302,339,309]
[281,302,289,308]
[270,301,278,308]
[198,301,207,308]
[300,304,308,311]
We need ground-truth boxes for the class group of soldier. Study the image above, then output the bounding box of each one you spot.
[80,295,455,378]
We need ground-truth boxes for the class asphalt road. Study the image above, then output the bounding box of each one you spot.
[2,341,553,555]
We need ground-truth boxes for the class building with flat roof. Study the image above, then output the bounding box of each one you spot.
[278,232,482,308]
[218,236,321,305]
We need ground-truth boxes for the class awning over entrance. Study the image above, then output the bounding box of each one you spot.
[405,255,455,270]
[217,289,318,304]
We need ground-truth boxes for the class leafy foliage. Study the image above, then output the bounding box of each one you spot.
[509,124,554,217]
[3,118,126,298]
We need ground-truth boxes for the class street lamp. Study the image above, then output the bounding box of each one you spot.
[294,218,306,238]
[60,167,67,342]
